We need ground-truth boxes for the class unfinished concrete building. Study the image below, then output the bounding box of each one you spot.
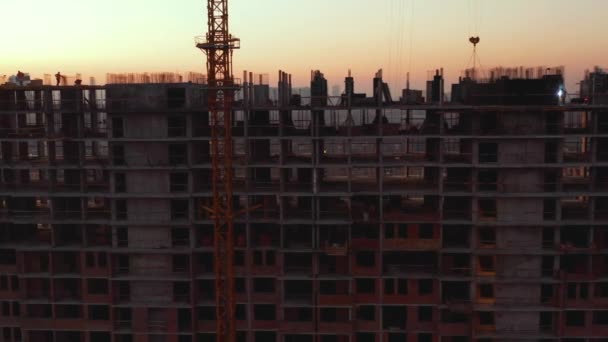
[1,66,608,342]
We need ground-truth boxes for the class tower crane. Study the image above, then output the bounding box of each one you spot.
[195,1,240,341]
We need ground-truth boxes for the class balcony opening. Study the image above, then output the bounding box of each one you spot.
[171,199,189,220]
[596,283,608,298]
[197,306,215,321]
[478,199,496,220]
[478,169,497,192]
[351,224,379,241]
[443,197,471,220]
[418,306,432,322]
[90,332,111,342]
[538,312,554,332]
[356,333,375,342]
[541,284,554,304]
[320,308,348,323]
[319,255,348,275]
[55,224,82,246]
[170,172,189,192]
[87,279,108,295]
[167,88,186,108]
[55,331,82,342]
[593,311,608,325]
[253,250,275,266]
[442,281,470,303]
[116,200,127,220]
[441,309,468,323]
[479,284,494,300]
[320,280,348,295]
[55,304,82,319]
[480,112,497,133]
[173,282,190,302]
[235,304,246,320]
[27,304,52,318]
[283,225,311,248]
[355,278,375,294]
[284,280,312,303]
[417,333,432,342]
[419,279,434,295]
[172,255,190,273]
[284,335,313,342]
[545,141,558,163]
[357,305,375,321]
[566,311,585,327]
[560,254,589,275]
[382,306,406,329]
[442,225,470,248]
[355,251,375,267]
[383,252,437,274]
[384,278,407,295]
[88,305,109,320]
[542,227,555,249]
[284,307,313,323]
[561,226,589,248]
[112,145,125,165]
[388,334,406,342]
[478,227,496,247]
[171,227,189,247]
[478,143,497,163]
[478,311,495,326]
[444,167,471,191]
[443,254,470,276]
[418,224,434,239]
[253,278,275,293]
[112,117,124,138]
[563,137,590,162]
[169,144,187,165]
[255,332,276,342]
[168,116,187,137]
[542,256,555,277]
[198,280,214,300]
[478,256,495,273]
[253,304,277,321]
[86,226,111,247]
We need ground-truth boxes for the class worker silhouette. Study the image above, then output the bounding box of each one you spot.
[55,72,61,86]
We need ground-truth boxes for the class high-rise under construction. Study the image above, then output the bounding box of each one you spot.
[1,65,608,342]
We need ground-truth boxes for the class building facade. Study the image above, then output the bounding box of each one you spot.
[1,69,608,342]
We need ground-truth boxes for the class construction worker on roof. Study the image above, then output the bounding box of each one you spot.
[55,72,61,86]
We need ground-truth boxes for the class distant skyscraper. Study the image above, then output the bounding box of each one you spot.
[331,84,341,96]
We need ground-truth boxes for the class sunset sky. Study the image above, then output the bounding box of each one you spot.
[3,0,607,94]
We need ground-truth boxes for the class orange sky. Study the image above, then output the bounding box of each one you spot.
[3,0,607,94]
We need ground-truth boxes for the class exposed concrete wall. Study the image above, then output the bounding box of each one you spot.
[498,255,541,278]
[131,281,172,303]
[128,226,171,249]
[127,171,168,194]
[499,112,543,134]
[127,199,170,222]
[124,143,168,166]
[495,283,540,306]
[496,311,540,336]
[130,255,171,275]
[498,226,541,250]
[499,140,544,164]
[497,198,542,223]
[124,115,167,139]
[500,169,544,193]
